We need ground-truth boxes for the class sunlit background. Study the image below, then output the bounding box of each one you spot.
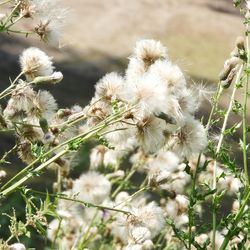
[0,1,247,248]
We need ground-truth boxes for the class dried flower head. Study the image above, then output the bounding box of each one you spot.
[95,72,125,101]
[33,90,57,120]
[72,171,111,204]
[129,202,166,238]
[20,47,54,81]
[136,115,167,153]
[134,40,167,68]
[170,115,207,159]
[32,0,67,46]
[3,82,36,120]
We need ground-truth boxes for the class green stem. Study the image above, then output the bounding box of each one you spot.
[211,64,243,249]
[7,29,33,35]
[2,1,21,27]
[219,187,250,250]
[242,28,250,185]
[1,149,67,196]
[188,154,201,250]
[0,107,133,195]
[31,190,131,215]
[5,14,24,30]
[206,84,223,130]
[0,144,17,164]
[0,71,24,99]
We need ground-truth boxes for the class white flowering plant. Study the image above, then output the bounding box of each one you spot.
[0,0,250,249]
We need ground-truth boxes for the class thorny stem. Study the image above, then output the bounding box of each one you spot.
[211,64,243,249]
[7,29,33,35]
[0,106,133,196]
[219,22,250,250]
[5,14,24,30]
[242,26,250,185]
[0,74,53,100]
[1,149,67,196]
[30,190,131,215]
[206,84,223,131]
[219,187,250,250]
[188,154,201,250]
[2,1,21,27]
[0,144,18,164]
[0,71,24,99]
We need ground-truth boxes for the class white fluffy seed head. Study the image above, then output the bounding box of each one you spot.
[125,72,170,117]
[126,39,168,80]
[148,60,186,93]
[146,151,179,186]
[130,226,151,244]
[130,202,166,238]
[72,171,111,204]
[134,40,167,65]
[148,150,179,172]
[9,243,26,250]
[136,115,167,153]
[170,115,207,159]
[175,194,189,212]
[32,0,67,46]
[89,145,106,170]
[33,90,57,120]
[3,82,36,120]
[20,47,54,81]
[95,72,125,101]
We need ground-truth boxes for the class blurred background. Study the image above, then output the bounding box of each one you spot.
[0,0,244,106]
[0,0,247,248]
[0,0,245,173]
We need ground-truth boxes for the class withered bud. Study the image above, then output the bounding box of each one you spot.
[17,140,35,164]
[235,36,245,50]
[124,112,134,119]
[34,20,50,42]
[57,109,72,118]
[50,127,59,134]
[219,57,240,81]
[221,67,237,88]
[219,65,233,81]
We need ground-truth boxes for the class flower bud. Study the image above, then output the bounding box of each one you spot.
[32,71,63,85]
